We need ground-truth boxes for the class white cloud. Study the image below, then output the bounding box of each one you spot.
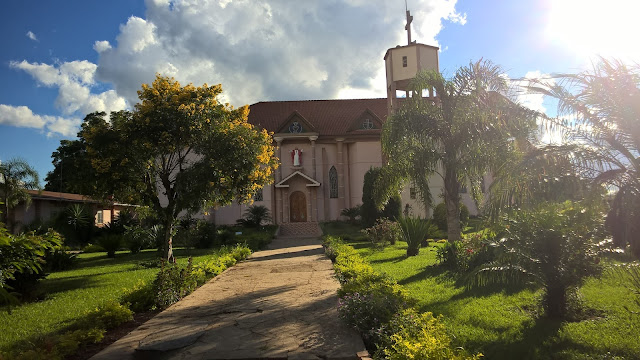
[0,104,81,137]
[93,40,112,53]
[26,31,38,42]
[10,59,127,116]
[94,0,466,106]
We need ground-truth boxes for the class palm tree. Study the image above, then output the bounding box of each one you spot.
[375,60,537,242]
[505,58,640,256]
[0,158,40,232]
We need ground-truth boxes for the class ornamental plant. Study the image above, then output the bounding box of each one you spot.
[362,218,401,249]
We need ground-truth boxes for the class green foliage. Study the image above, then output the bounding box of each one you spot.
[436,231,495,272]
[362,218,401,249]
[1,300,131,360]
[0,158,40,232]
[238,205,272,228]
[44,139,97,195]
[341,205,361,223]
[97,234,123,258]
[398,216,436,257]
[376,61,538,243]
[150,244,252,310]
[380,309,483,360]
[120,280,156,313]
[0,228,63,307]
[43,248,77,272]
[467,201,606,318]
[80,76,278,260]
[124,224,154,254]
[80,301,133,329]
[82,243,105,253]
[433,202,469,231]
[362,167,402,227]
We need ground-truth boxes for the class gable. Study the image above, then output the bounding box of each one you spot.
[347,108,383,132]
[275,110,317,134]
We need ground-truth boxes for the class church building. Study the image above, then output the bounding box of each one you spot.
[212,13,480,226]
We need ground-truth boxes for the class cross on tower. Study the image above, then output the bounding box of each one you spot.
[405,8,413,45]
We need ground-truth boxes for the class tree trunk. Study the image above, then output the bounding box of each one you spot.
[545,285,567,318]
[444,167,461,243]
[163,216,175,263]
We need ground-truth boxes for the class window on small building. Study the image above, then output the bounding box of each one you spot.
[96,210,104,224]
[362,118,374,129]
[329,166,338,198]
[460,185,467,194]
[409,187,416,199]
[254,188,264,202]
[402,56,408,67]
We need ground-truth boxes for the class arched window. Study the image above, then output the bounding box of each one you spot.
[329,166,338,198]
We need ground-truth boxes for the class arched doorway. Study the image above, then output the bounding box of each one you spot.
[290,191,307,222]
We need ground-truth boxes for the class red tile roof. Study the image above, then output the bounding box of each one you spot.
[247,98,389,136]
[27,190,99,203]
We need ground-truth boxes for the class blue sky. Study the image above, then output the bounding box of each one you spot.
[1,0,637,184]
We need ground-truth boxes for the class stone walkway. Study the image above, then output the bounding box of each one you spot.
[90,236,367,360]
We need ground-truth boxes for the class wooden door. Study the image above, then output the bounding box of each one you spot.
[290,191,307,222]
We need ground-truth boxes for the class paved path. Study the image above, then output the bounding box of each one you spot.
[90,237,367,360]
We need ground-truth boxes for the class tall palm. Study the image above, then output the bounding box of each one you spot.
[0,158,40,232]
[375,60,537,242]
[504,58,640,256]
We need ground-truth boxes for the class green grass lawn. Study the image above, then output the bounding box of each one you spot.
[0,247,223,351]
[347,237,640,359]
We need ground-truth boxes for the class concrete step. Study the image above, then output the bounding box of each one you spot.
[277,222,322,238]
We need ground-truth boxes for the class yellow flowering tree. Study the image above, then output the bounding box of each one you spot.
[83,75,278,260]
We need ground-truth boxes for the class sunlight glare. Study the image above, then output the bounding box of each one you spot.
[546,0,640,60]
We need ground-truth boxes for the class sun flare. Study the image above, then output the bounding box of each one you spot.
[546,0,640,60]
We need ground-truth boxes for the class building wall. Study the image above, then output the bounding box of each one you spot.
[347,140,383,208]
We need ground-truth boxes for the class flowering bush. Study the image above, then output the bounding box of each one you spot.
[362,218,401,249]
[379,309,483,360]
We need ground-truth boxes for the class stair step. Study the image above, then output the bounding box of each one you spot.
[277,222,322,237]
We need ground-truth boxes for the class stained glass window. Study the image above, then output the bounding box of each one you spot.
[288,121,303,133]
[329,166,338,198]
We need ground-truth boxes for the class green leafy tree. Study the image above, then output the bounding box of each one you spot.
[362,167,402,227]
[375,60,537,242]
[518,59,640,257]
[44,139,97,195]
[0,158,40,232]
[83,75,278,261]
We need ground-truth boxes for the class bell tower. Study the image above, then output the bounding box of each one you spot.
[384,8,440,114]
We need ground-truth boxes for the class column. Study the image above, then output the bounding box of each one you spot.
[307,186,312,222]
[309,136,318,179]
[283,188,289,223]
[336,138,346,213]
[275,137,283,224]
[274,137,283,182]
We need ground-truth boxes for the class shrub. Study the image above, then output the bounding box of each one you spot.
[379,309,482,360]
[362,167,402,227]
[432,202,469,231]
[121,280,156,312]
[82,243,105,253]
[467,200,606,318]
[97,234,123,258]
[1,228,62,305]
[238,205,272,227]
[80,301,133,329]
[192,220,216,249]
[153,258,199,309]
[362,218,401,249]
[398,216,436,256]
[44,248,77,272]
[124,225,154,254]
[341,205,362,223]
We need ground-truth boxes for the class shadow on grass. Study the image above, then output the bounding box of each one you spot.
[396,264,457,287]
[466,316,564,360]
